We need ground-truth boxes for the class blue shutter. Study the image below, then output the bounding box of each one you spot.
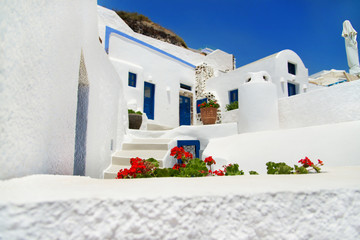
[128,72,137,87]
[229,89,238,103]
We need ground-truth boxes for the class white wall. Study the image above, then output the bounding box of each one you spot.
[0,0,126,179]
[108,33,195,128]
[1,173,359,239]
[279,80,360,129]
[205,50,309,114]
[203,120,360,173]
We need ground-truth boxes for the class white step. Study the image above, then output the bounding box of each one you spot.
[104,164,129,179]
[129,138,173,144]
[122,143,169,150]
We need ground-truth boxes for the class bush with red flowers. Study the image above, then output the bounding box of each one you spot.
[116,145,325,178]
[296,157,324,173]
[198,99,220,109]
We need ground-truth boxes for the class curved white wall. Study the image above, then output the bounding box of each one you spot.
[0,0,126,179]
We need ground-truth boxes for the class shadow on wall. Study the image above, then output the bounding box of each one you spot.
[74,51,89,176]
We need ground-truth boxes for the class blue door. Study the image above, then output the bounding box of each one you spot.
[179,95,191,126]
[144,82,155,120]
[287,82,297,96]
[229,89,238,103]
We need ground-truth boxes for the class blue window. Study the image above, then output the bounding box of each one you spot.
[288,62,296,75]
[229,89,238,104]
[196,98,207,113]
[128,72,137,87]
[180,83,192,91]
[287,82,297,96]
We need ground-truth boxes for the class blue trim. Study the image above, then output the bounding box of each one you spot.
[105,26,196,69]
[177,140,200,159]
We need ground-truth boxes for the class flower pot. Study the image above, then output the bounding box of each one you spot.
[200,107,217,125]
[129,114,142,129]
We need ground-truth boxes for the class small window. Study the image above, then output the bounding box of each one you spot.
[128,72,137,87]
[288,62,296,75]
[229,89,238,104]
[196,98,207,113]
[287,82,297,96]
[180,83,192,91]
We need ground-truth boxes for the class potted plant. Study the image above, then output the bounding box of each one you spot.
[128,109,143,129]
[198,99,219,125]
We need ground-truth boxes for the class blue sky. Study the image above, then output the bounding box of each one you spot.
[97,0,360,75]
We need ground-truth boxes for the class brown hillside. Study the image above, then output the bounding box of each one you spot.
[115,11,188,48]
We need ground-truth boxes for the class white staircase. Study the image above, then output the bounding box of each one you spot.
[104,138,173,179]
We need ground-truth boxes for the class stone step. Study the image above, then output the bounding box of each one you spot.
[112,150,166,166]
[122,142,169,151]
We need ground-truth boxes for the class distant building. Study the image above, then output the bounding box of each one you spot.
[309,69,360,87]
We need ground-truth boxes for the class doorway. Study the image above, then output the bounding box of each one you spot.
[179,95,191,125]
[144,82,155,120]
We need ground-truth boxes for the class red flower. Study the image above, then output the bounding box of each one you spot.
[318,159,323,165]
[213,169,225,176]
[172,163,186,170]
[204,156,216,166]
[184,152,193,159]
[298,157,314,167]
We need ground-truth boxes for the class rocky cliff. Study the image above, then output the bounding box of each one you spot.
[115,11,188,48]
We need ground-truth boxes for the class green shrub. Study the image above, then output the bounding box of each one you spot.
[178,158,208,177]
[153,168,179,177]
[294,165,309,174]
[266,162,294,174]
[226,101,238,111]
[249,171,259,175]
[128,109,142,115]
[145,158,159,168]
[224,164,244,176]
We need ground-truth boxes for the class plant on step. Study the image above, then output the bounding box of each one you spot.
[266,162,294,174]
[116,157,159,179]
[204,156,216,172]
[170,146,193,164]
[225,101,238,111]
[128,109,142,115]
[178,158,209,177]
[295,157,324,173]
[153,168,179,177]
[266,157,324,175]
[249,171,259,175]
[198,99,220,109]
[223,163,244,176]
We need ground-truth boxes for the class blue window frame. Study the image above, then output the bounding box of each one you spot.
[177,140,200,162]
[196,98,207,113]
[128,72,137,87]
[229,89,238,104]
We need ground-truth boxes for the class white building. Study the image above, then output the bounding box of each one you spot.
[309,69,360,87]
[97,6,234,128]
[205,50,309,116]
